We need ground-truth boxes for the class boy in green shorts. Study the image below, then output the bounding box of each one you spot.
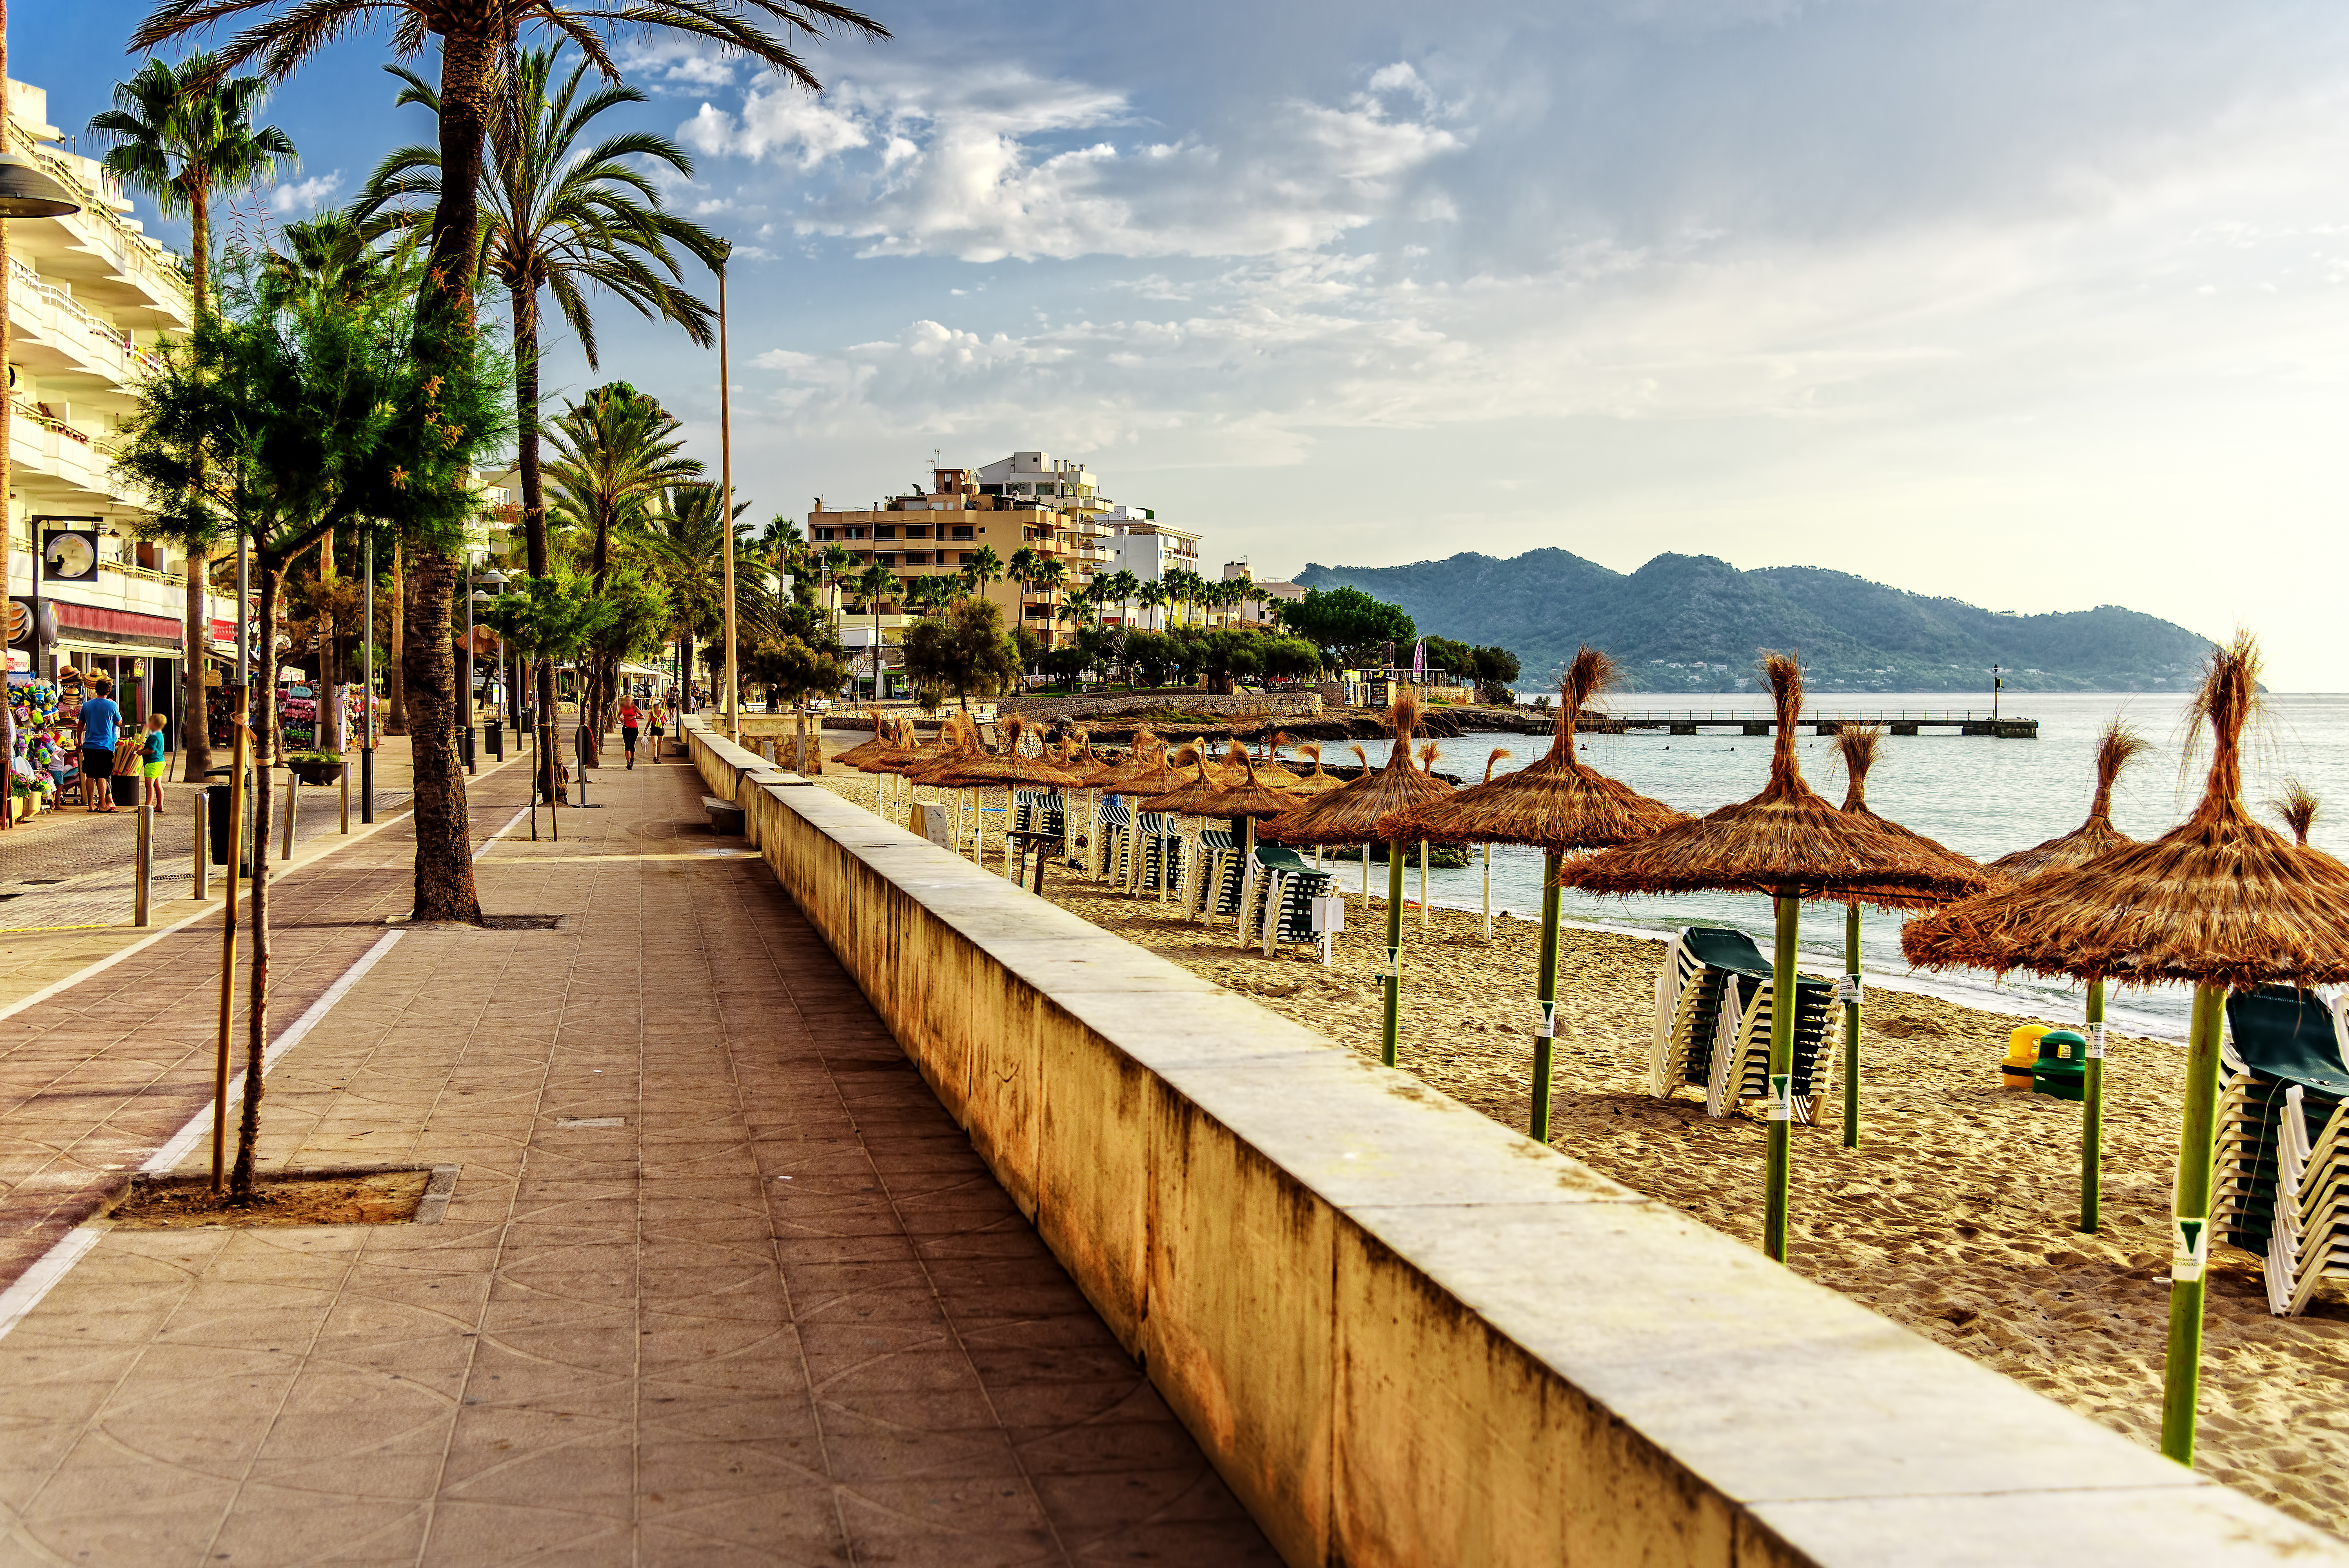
[141,713,168,809]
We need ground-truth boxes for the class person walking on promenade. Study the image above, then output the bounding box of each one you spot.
[140,713,168,809]
[646,697,666,765]
[619,697,643,770]
[77,679,123,814]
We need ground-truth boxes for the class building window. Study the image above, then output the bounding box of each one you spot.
[874,525,896,540]
[848,527,866,540]
[874,554,895,566]
[958,552,977,566]
[951,525,975,540]
[814,527,834,541]
[904,525,928,539]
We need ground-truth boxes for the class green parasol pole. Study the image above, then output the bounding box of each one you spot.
[1530,850,1562,1142]
[1382,841,1405,1067]
[2160,981,2225,1464]
[2080,976,2107,1233]
[1842,901,1862,1148]
[1764,892,1801,1263]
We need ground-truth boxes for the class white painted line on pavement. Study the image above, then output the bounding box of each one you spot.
[0,1227,104,1346]
[142,929,406,1176]
[474,801,537,860]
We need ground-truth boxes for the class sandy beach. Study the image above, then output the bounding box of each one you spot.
[811,763,2349,1535]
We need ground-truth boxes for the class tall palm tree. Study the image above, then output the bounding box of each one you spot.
[1056,586,1098,633]
[1098,569,1140,630]
[133,0,888,924]
[362,46,721,803]
[1029,557,1069,643]
[963,543,1007,601]
[816,543,859,638]
[89,53,296,786]
[546,384,703,737]
[1138,576,1169,631]
[851,562,900,703]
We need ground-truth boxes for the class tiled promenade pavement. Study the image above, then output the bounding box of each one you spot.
[0,748,1274,1564]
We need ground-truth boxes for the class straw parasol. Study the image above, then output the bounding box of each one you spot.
[1828,723,1990,1149]
[2272,779,2319,846]
[1285,743,1347,796]
[1903,634,2349,1465]
[1476,747,1512,944]
[1968,717,2151,1232]
[1268,690,1454,1065]
[1252,731,1305,787]
[1139,748,1303,931]
[1385,648,1683,1137]
[834,710,896,771]
[1566,653,1988,1263]
[926,717,1084,880]
[1987,719,2149,880]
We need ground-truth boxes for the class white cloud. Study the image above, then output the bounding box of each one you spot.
[269,172,343,214]
[680,62,1469,262]
[615,37,741,91]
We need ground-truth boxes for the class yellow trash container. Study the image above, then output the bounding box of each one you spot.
[2003,1024,2051,1090]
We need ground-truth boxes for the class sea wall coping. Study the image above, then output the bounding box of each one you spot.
[683,712,2344,1567]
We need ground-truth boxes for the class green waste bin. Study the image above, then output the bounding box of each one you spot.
[2033,1029,2088,1103]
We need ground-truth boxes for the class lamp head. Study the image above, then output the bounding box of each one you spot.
[0,153,81,219]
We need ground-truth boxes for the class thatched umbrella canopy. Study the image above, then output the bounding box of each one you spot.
[1383,648,1683,1139]
[1285,743,1346,796]
[1266,690,1454,1066]
[1145,749,1297,821]
[931,717,1084,792]
[2272,779,2320,846]
[902,712,984,787]
[1566,653,1989,1266]
[1096,737,1196,799]
[1903,634,2349,1466]
[1089,728,1169,791]
[1986,719,2149,880]
[834,710,896,771]
[1253,731,1305,787]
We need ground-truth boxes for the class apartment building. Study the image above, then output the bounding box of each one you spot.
[804,452,1133,650]
[1222,559,1303,631]
[1104,508,1202,627]
[5,75,211,736]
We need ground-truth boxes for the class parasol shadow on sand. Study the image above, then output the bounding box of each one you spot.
[1266,690,1454,1067]
[1830,724,1991,1150]
[1976,718,2151,1232]
[1387,648,1681,1141]
[1902,634,2349,1467]
[1566,652,1988,1265]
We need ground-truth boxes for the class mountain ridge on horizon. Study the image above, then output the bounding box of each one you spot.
[1290,548,2214,694]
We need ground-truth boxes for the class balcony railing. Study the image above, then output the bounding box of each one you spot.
[6,118,189,310]
[8,255,165,379]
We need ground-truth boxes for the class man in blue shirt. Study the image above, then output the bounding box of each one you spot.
[77,679,122,813]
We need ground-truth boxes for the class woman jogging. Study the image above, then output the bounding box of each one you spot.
[646,698,666,765]
[619,697,643,770]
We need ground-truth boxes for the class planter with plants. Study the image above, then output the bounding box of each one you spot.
[285,751,347,786]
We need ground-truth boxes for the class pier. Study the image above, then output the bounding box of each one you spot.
[1590,708,2040,738]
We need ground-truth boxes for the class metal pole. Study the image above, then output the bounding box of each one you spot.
[1842,902,1862,1148]
[281,775,298,860]
[338,761,349,833]
[717,249,740,744]
[360,535,374,824]
[1381,841,1404,1068]
[212,720,248,1191]
[236,535,249,725]
[2160,982,2225,1463]
[2081,977,2107,1233]
[191,792,205,899]
[134,797,151,926]
[1529,851,1561,1142]
[1764,892,1801,1263]
[1482,842,1492,944]
[462,557,476,775]
[1418,839,1428,931]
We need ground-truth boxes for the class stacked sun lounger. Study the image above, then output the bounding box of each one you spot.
[1245,846,1332,954]
[1190,829,1245,920]
[2212,987,2349,1316]
[1135,812,1185,894]
[1649,927,1835,1122]
[1095,798,1135,884]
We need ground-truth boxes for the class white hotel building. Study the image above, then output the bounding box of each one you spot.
[6,74,227,737]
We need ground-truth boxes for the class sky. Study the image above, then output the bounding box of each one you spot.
[26,2,2349,686]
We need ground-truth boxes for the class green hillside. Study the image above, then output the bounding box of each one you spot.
[1291,550,2213,693]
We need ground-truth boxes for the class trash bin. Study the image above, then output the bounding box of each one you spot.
[204,783,234,865]
[2033,1030,2088,1102]
[110,771,141,808]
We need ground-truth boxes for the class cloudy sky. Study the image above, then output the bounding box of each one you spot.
[31,2,2349,684]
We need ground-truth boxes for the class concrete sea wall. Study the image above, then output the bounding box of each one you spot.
[684,716,2342,1567]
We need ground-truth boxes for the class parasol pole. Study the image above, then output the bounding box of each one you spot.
[1381,840,1405,1067]
[1418,840,1428,930]
[1764,890,1800,1263]
[2160,982,2225,1464]
[2080,977,2107,1232]
[1841,901,1862,1147]
[1530,850,1561,1140]
[1483,842,1492,943]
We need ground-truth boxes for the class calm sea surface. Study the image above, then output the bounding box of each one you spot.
[1326,691,2349,1042]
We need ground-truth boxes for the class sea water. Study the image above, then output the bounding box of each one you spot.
[1331,691,2349,1042]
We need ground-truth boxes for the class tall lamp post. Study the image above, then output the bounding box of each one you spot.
[460,552,479,775]
[715,239,740,744]
[361,532,375,822]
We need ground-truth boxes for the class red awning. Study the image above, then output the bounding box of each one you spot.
[53,600,186,650]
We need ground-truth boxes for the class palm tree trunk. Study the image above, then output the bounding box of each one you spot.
[405,24,497,923]
[229,554,279,1197]
[403,546,480,922]
[512,285,559,808]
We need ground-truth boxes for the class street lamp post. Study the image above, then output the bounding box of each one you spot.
[715,240,740,744]
[461,553,478,775]
[361,532,374,822]
[472,570,505,760]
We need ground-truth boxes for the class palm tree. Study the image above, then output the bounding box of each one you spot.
[89,53,296,787]
[1029,557,1069,644]
[133,0,889,924]
[546,385,703,738]
[963,543,1007,601]
[1056,586,1098,633]
[362,46,721,802]
[851,562,900,703]
[1138,576,1170,631]
[816,543,859,638]
[1098,569,1140,630]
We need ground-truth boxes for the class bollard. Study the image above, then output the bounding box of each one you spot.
[192,792,207,899]
[134,800,152,927]
[281,774,299,861]
[339,764,350,834]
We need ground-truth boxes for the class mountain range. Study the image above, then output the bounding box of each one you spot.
[1291,550,2213,694]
